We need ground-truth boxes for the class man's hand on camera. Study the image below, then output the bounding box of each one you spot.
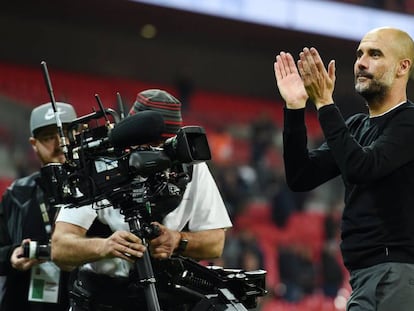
[149,222,180,260]
[103,230,146,263]
[11,238,40,271]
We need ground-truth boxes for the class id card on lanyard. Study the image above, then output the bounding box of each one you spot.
[28,261,60,303]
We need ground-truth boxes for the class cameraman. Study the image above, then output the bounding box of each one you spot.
[51,89,233,311]
[0,102,77,311]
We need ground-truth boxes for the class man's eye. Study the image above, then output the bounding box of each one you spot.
[371,51,381,58]
[40,134,57,141]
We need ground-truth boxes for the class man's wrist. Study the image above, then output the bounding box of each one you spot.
[174,232,188,255]
[285,99,307,110]
[315,100,334,110]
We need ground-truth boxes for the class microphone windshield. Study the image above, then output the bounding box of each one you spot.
[109,110,166,148]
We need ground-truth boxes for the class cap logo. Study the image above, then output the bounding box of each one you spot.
[44,107,67,120]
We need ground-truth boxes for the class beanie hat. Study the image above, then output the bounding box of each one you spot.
[30,102,77,136]
[128,89,182,138]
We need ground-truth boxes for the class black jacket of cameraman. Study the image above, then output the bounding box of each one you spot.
[0,172,71,311]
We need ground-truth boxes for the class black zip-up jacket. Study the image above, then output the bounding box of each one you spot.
[0,172,70,311]
[283,101,414,271]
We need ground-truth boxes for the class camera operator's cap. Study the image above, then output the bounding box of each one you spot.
[128,89,182,138]
[30,102,77,136]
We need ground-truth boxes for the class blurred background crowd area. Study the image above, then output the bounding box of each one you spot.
[1,1,413,310]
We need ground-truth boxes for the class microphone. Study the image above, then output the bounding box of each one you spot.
[109,110,166,148]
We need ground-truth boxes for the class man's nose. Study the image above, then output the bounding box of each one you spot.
[356,55,369,69]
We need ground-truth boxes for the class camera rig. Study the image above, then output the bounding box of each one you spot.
[38,61,267,310]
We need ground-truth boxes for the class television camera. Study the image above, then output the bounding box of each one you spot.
[39,107,209,218]
[38,61,267,310]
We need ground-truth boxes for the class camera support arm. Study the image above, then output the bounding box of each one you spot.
[113,181,162,311]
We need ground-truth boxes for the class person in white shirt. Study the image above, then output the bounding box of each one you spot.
[51,89,232,311]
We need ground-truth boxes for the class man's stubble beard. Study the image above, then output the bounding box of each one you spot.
[355,77,389,104]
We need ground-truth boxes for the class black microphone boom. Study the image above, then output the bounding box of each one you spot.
[41,61,69,156]
[109,110,166,148]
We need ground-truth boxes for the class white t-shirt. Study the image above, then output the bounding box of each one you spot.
[56,162,232,277]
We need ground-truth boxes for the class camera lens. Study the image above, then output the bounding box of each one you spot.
[21,241,51,260]
[22,241,37,259]
[36,244,51,260]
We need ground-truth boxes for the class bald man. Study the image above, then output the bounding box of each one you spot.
[274,27,414,311]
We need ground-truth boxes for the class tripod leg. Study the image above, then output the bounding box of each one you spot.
[134,250,161,311]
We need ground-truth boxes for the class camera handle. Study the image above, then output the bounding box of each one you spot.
[124,212,161,311]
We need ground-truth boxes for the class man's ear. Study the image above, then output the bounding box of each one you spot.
[398,59,412,77]
[29,137,37,152]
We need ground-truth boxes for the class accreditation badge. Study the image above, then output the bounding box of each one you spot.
[28,261,61,303]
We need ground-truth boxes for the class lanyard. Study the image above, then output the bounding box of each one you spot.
[36,186,53,237]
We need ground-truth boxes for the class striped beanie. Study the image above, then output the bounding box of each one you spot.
[128,89,183,138]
